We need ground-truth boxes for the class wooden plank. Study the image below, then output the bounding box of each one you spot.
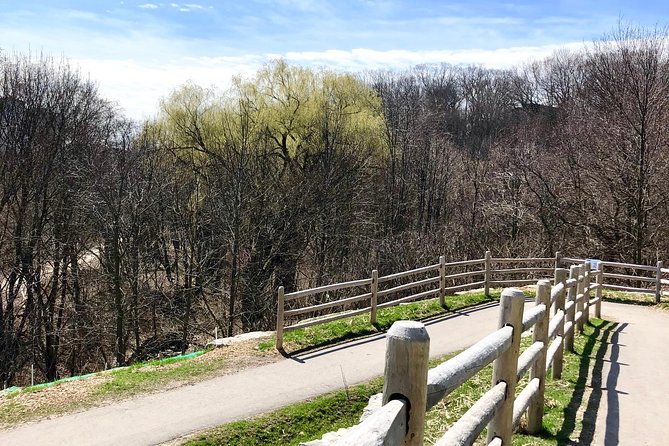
[377,288,438,309]
[512,378,540,429]
[314,399,407,446]
[600,260,657,272]
[489,279,540,286]
[492,267,555,274]
[602,284,655,294]
[443,281,486,294]
[516,341,544,382]
[545,336,563,373]
[284,292,372,316]
[521,304,546,333]
[565,278,577,288]
[284,306,371,331]
[492,257,554,264]
[443,270,485,281]
[603,272,656,282]
[548,310,565,341]
[550,282,565,306]
[376,276,440,298]
[444,258,486,267]
[435,382,506,446]
[426,326,513,409]
[378,263,440,283]
[560,257,585,264]
[284,278,371,301]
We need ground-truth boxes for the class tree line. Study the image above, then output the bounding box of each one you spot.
[1,25,668,386]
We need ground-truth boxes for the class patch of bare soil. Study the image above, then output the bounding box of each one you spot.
[0,336,281,428]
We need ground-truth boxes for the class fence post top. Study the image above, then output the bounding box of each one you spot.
[500,288,525,300]
[556,267,569,273]
[387,320,429,341]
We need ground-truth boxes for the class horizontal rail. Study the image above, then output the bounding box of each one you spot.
[512,378,540,429]
[545,336,563,372]
[564,321,573,336]
[662,279,669,285]
[602,284,655,294]
[426,326,513,409]
[284,292,371,316]
[443,270,484,281]
[376,276,440,298]
[444,281,486,294]
[330,398,407,446]
[603,272,657,282]
[565,278,577,288]
[564,301,574,313]
[284,278,371,301]
[550,282,565,305]
[492,267,555,274]
[377,288,439,309]
[492,257,554,264]
[589,297,601,306]
[489,279,542,287]
[517,341,544,382]
[284,306,371,331]
[600,260,657,272]
[378,263,440,283]
[662,268,669,274]
[522,305,546,332]
[560,257,586,264]
[574,311,583,324]
[434,382,506,446]
[444,258,486,267]
[488,437,503,446]
[548,311,565,341]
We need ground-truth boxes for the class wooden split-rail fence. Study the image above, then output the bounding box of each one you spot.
[276,252,667,350]
[307,262,601,445]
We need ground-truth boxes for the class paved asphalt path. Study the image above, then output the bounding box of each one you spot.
[0,301,666,445]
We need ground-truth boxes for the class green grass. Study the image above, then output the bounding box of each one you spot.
[258,290,500,352]
[186,319,612,446]
[602,290,668,306]
[95,355,227,398]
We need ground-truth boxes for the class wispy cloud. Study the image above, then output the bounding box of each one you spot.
[138,3,159,9]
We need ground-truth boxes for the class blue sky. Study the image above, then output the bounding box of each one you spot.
[2,0,668,119]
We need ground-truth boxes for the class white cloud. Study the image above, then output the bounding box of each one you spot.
[138,3,159,9]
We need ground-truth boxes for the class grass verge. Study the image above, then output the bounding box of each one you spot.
[260,290,500,352]
[183,319,611,446]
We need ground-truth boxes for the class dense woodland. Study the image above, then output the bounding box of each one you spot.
[2,26,669,386]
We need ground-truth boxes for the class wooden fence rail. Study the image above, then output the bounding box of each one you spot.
[305,263,599,445]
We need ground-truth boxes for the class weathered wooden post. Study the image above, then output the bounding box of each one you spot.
[565,265,578,352]
[554,251,562,271]
[552,268,568,379]
[528,280,550,433]
[439,256,446,307]
[656,261,664,304]
[583,262,591,326]
[276,286,285,351]
[383,321,430,446]
[484,251,492,297]
[576,265,585,333]
[486,288,524,445]
[371,269,379,325]
[596,268,603,318]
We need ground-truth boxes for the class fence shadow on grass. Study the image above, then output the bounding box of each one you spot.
[551,320,626,445]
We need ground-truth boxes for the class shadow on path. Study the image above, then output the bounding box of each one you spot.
[552,321,626,445]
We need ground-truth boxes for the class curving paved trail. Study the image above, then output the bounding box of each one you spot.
[0,301,666,445]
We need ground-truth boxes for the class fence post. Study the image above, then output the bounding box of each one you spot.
[486,288,524,445]
[583,262,591,326]
[565,265,578,352]
[554,251,562,271]
[371,269,379,325]
[552,268,568,379]
[656,261,663,304]
[439,256,446,307]
[276,286,285,351]
[528,280,550,433]
[576,265,585,333]
[596,268,603,318]
[383,321,430,446]
[484,251,492,297]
